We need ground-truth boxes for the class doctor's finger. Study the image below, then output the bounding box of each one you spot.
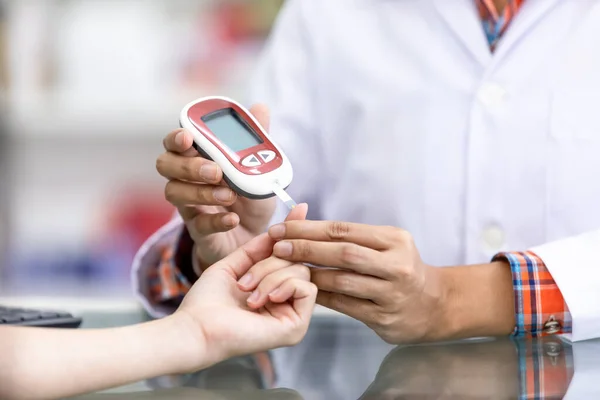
[249,104,271,133]
[269,220,402,250]
[272,240,392,279]
[164,180,237,207]
[311,269,389,302]
[162,128,198,156]
[191,211,240,237]
[156,152,223,184]
[316,291,373,322]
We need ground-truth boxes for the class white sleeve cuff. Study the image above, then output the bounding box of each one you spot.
[130,215,186,319]
[532,230,600,342]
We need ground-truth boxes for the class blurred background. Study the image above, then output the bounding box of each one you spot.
[0,0,283,297]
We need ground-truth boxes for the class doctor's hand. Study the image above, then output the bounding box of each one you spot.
[268,221,515,344]
[156,104,277,271]
[175,218,317,370]
[268,221,443,343]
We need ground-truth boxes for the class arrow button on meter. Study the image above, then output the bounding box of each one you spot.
[242,154,262,167]
[258,150,276,163]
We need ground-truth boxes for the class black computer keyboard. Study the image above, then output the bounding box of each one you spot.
[0,306,82,328]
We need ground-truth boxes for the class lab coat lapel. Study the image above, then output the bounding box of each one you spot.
[432,0,492,66]
[491,0,562,62]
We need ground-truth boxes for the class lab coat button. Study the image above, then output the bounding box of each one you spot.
[477,83,507,107]
[482,225,505,250]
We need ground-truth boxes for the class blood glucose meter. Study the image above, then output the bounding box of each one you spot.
[179,96,295,206]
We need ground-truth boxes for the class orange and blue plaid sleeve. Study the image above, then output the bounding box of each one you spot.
[149,229,195,304]
[493,251,572,338]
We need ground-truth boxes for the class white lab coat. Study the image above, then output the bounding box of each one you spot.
[132,0,600,355]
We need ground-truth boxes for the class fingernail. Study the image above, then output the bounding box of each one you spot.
[269,224,286,239]
[214,187,234,203]
[274,241,293,257]
[238,273,253,288]
[222,214,237,228]
[175,131,185,147]
[200,164,218,181]
[247,290,260,303]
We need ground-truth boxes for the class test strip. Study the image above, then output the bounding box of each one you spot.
[272,182,297,210]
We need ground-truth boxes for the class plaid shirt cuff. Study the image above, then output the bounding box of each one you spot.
[149,229,195,304]
[493,251,572,338]
[513,337,574,399]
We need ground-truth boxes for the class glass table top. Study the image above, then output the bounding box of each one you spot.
[1,288,594,400]
[69,313,593,400]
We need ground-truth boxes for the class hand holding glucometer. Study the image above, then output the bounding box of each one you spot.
[180,96,297,208]
[154,98,301,271]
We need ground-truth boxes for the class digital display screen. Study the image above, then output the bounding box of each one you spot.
[202,108,263,152]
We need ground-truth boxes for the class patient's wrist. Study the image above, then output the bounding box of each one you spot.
[165,311,211,373]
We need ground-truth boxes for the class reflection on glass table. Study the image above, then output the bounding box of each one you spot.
[360,336,576,399]
[6,290,598,400]
[75,388,304,400]
[75,333,600,400]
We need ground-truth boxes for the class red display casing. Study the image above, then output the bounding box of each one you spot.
[187,98,283,175]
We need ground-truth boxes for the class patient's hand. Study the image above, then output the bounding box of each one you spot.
[236,255,310,311]
[175,204,317,370]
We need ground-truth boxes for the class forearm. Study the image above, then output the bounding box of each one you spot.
[0,314,205,400]
[438,261,516,340]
